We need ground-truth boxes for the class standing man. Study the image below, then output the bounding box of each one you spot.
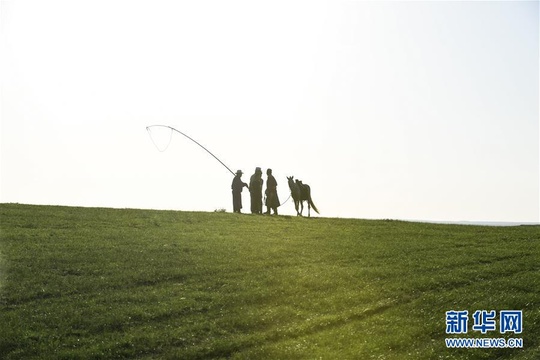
[265,168,280,215]
[249,167,264,214]
[231,170,248,213]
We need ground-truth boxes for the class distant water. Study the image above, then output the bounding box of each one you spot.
[408,220,540,227]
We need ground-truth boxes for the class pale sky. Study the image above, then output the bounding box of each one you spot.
[1,1,539,223]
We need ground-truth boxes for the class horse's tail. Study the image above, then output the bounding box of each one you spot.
[308,192,319,214]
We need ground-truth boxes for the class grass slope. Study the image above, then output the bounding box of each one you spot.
[0,203,539,359]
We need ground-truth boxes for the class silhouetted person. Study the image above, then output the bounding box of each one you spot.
[231,170,248,213]
[265,168,280,215]
[249,167,264,214]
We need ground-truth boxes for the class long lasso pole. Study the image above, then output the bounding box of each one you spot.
[146,125,236,177]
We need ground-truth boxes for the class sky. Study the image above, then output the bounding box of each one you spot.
[1,0,539,223]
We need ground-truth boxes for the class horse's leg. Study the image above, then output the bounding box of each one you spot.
[308,201,311,217]
[300,200,304,216]
[295,199,300,216]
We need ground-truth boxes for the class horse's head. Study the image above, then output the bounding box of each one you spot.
[287,176,295,189]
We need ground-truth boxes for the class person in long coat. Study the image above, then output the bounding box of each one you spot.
[265,168,280,215]
[249,167,264,214]
[231,170,248,213]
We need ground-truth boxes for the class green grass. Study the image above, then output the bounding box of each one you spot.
[1,203,539,359]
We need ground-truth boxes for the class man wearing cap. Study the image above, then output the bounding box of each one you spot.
[231,170,249,213]
[249,167,264,214]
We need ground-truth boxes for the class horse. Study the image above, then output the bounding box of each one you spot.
[287,176,319,217]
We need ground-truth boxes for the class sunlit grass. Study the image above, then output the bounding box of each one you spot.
[1,204,539,359]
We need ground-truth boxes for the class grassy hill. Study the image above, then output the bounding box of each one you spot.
[1,203,539,359]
